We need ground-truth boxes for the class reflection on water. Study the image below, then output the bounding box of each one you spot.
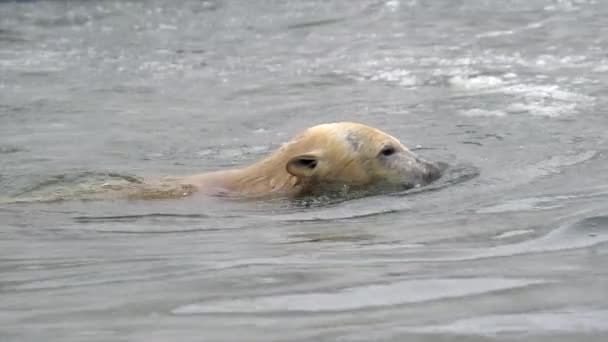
[1,0,608,341]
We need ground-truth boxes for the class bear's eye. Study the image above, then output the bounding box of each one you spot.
[379,146,396,157]
[295,158,317,169]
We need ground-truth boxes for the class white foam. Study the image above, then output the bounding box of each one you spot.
[448,75,504,91]
[495,83,593,117]
[459,108,506,117]
[369,69,417,87]
[493,229,535,239]
[526,21,545,29]
[385,0,400,11]
[503,84,593,102]
[506,102,577,117]
[476,30,514,38]
[534,54,588,68]
[593,62,608,72]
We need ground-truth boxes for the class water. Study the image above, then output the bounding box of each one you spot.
[1,0,608,341]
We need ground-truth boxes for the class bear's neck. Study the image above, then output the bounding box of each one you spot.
[205,154,301,198]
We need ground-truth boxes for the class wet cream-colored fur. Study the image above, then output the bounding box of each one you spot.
[172,122,441,199]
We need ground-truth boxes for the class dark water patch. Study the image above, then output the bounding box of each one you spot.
[175,48,206,55]
[72,212,214,223]
[187,0,220,13]
[71,212,245,224]
[73,214,256,234]
[0,28,26,43]
[287,18,346,30]
[94,84,157,95]
[285,232,377,244]
[279,208,403,224]
[562,215,608,238]
[0,146,25,154]
[91,227,224,235]
[17,70,61,78]
[0,104,29,116]
[410,146,440,151]
[33,15,91,28]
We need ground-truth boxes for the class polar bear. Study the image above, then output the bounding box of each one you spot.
[165,122,442,199]
[2,122,443,203]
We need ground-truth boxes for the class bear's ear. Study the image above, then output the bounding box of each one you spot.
[286,153,320,178]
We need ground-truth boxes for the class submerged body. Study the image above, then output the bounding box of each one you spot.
[173,122,442,199]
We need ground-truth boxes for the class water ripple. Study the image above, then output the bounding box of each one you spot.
[172,277,546,314]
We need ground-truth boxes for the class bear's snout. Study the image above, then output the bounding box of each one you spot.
[422,161,443,184]
[413,159,445,185]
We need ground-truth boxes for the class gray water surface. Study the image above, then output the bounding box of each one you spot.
[1,1,608,341]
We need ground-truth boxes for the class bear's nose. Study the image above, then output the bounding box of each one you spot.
[422,161,444,184]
